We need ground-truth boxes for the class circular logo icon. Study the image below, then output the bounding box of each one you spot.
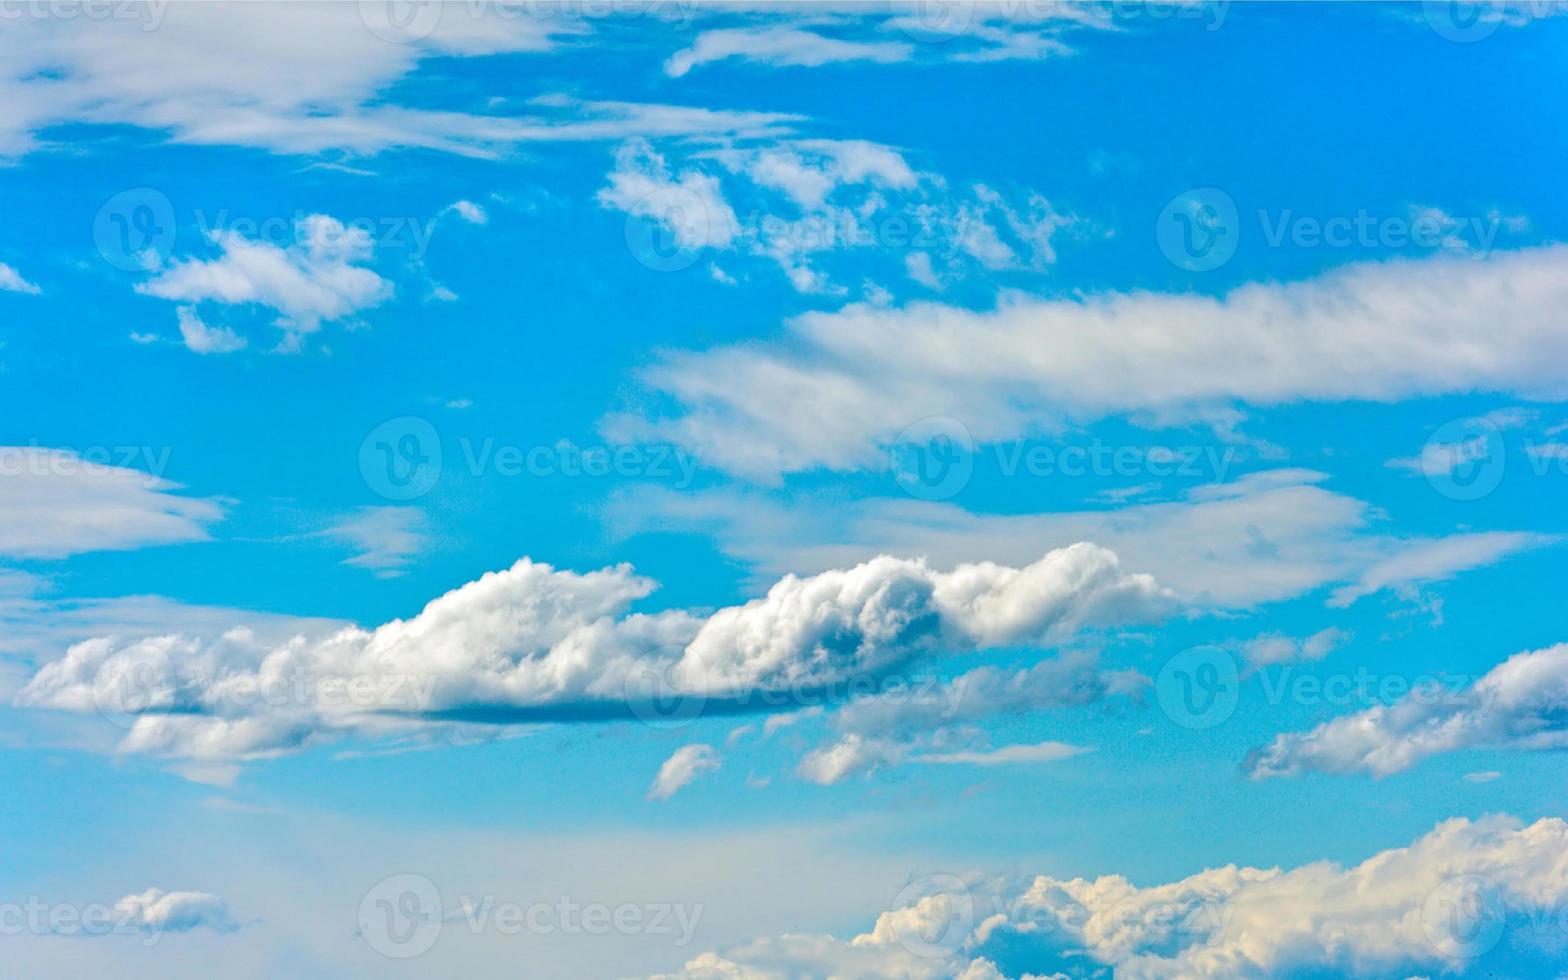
[886,873,974,959]
[1422,874,1506,959]
[890,417,974,501]
[623,652,706,730]
[624,186,713,272]
[359,417,442,501]
[1423,0,1504,43]
[894,1,976,43]
[1156,645,1239,730]
[358,873,442,959]
[1156,187,1239,272]
[93,188,176,272]
[1421,417,1506,501]
[91,642,177,729]
[359,0,443,44]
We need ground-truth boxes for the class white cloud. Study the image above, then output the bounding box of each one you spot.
[608,246,1568,478]
[665,26,913,77]
[1242,627,1349,667]
[320,506,428,577]
[798,654,1141,783]
[111,888,239,936]
[597,135,1068,294]
[647,743,722,800]
[1326,532,1552,608]
[15,543,1167,760]
[905,251,943,289]
[0,446,220,560]
[913,740,1088,765]
[447,199,488,224]
[599,138,741,251]
[138,214,393,351]
[608,470,1541,613]
[0,260,40,294]
[174,307,246,355]
[658,815,1568,979]
[1247,642,1568,779]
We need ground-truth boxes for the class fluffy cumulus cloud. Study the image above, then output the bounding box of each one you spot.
[14,543,1168,760]
[111,888,240,936]
[608,246,1568,477]
[1246,642,1568,779]
[0,446,220,560]
[647,743,722,801]
[137,214,393,351]
[655,815,1568,979]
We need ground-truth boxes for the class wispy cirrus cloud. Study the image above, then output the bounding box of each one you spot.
[607,246,1568,478]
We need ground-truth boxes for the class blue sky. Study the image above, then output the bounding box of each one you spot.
[3,2,1568,977]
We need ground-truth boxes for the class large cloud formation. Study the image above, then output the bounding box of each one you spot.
[15,543,1167,760]
[609,246,1568,478]
[1246,642,1568,778]
[654,815,1568,979]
